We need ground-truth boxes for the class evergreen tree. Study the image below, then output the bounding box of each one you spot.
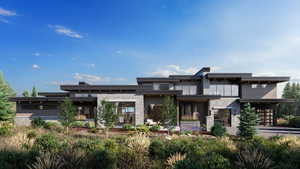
[22,90,30,97]
[59,98,76,134]
[98,100,118,137]
[31,86,38,97]
[0,72,15,121]
[238,103,259,139]
[161,96,177,126]
[279,82,300,116]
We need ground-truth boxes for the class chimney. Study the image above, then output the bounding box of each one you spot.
[79,81,89,85]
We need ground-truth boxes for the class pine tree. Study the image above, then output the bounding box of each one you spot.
[98,100,118,137]
[59,98,76,134]
[238,103,259,139]
[22,90,30,97]
[31,86,38,97]
[0,72,15,121]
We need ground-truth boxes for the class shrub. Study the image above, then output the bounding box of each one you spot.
[0,149,34,169]
[123,124,136,131]
[136,125,150,133]
[44,122,64,133]
[87,150,117,169]
[0,122,13,136]
[31,117,46,128]
[150,125,161,132]
[117,148,152,169]
[74,139,104,153]
[32,133,62,153]
[88,127,100,133]
[165,152,186,169]
[289,116,300,128]
[28,153,63,169]
[174,152,230,169]
[236,146,274,169]
[27,130,37,140]
[59,147,87,169]
[126,133,150,153]
[211,122,226,137]
[70,121,86,128]
[149,139,166,159]
[104,139,119,153]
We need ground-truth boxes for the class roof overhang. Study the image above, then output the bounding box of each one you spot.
[137,90,182,95]
[177,95,221,102]
[9,97,97,102]
[60,85,138,91]
[38,92,69,97]
[241,76,290,83]
[206,73,252,80]
[240,98,295,103]
[136,77,180,83]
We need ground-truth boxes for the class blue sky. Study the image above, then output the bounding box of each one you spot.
[1,0,300,95]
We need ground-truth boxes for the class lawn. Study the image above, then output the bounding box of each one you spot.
[0,120,300,169]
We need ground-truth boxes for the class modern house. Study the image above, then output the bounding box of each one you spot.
[10,67,294,134]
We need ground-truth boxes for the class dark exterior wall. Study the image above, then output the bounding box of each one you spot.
[144,95,164,113]
[16,101,60,116]
[241,83,277,99]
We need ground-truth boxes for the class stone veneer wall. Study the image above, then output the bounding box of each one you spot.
[206,98,240,135]
[97,94,144,125]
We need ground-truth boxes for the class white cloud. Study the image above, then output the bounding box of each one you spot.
[32,64,40,69]
[33,52,40,56]
[48,25,83,39]
[0,7,16,16]
[150,65,199,77]
[115,50,122,54]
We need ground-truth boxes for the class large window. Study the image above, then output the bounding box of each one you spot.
[209,84,239,96]
[214,109,231,127]
[175,85,197,95]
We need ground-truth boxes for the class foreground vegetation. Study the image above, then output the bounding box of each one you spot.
[0,123,300,169]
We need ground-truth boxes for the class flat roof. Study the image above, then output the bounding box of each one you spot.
[240,98,295,103]
[38,92,69,97]
[206,73,252,79]
[60,85,138,91]
[136,77,179,83]
[241,76,290,83]
[9,97,97,102]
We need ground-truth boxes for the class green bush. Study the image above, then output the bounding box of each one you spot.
[26,130,37,140]
[136,125,150,133]
[87,150,117,169]
[149,139,166,159]
[0,149,34,169]
[88,127,100,133]
[0,123,13,136]
[123,124,136,131]
[211,122,226,137]
[289,116,300,128]
[74,139,104,153]
[44,122,64,133]
[149,125,161,132]
[31,117,46,128]
[32,133,62,153]
[104,139,119,153]
[71,121,86,128]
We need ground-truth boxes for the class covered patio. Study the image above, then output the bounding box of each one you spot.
[240,99,294,126]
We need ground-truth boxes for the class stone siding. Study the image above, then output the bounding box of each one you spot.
[97,94,144,125]
[207,98,240,135]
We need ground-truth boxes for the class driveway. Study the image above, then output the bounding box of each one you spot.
[257,126,300,138]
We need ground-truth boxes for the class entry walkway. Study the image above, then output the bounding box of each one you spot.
[257,126,300,138]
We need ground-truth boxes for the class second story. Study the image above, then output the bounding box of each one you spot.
[137,67,290,99]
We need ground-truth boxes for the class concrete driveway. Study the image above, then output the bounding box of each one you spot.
[257,126,300,138]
